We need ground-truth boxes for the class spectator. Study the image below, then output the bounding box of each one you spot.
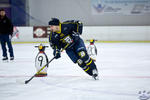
[0,8,14,60]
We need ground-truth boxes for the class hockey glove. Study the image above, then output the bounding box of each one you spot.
[53,49,61,59]
[72,31,80,42]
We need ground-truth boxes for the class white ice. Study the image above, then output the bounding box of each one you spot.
[0,43,150,100]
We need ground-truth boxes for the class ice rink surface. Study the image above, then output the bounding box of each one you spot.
[0,43,150,100]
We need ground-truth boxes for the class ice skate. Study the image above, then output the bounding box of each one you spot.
[2,57,8,61]
[10,57,14,60]
[92,69,99,80]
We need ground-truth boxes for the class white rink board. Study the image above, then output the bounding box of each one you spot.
[12,26,150,42]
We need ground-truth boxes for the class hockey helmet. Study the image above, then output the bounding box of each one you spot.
[48,18,60,25]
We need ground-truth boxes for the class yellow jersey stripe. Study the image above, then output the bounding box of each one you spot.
[86,59,92,66]
[84,67,90,72]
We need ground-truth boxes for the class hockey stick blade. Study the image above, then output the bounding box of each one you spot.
[25,76,34,84]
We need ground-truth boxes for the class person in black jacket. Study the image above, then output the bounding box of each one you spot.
[0,8,14,60]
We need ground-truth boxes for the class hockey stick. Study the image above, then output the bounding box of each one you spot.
[25,57,55,84]
[24,44,69,84]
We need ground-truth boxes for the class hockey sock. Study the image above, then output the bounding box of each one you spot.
[85,58,98,76]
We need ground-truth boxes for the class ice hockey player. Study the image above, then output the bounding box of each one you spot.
[87,39,97,62]
[48,18,99,80]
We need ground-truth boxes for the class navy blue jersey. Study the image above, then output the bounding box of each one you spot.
[49,20,82,50]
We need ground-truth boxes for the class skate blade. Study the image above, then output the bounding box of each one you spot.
[92,75,99,80]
